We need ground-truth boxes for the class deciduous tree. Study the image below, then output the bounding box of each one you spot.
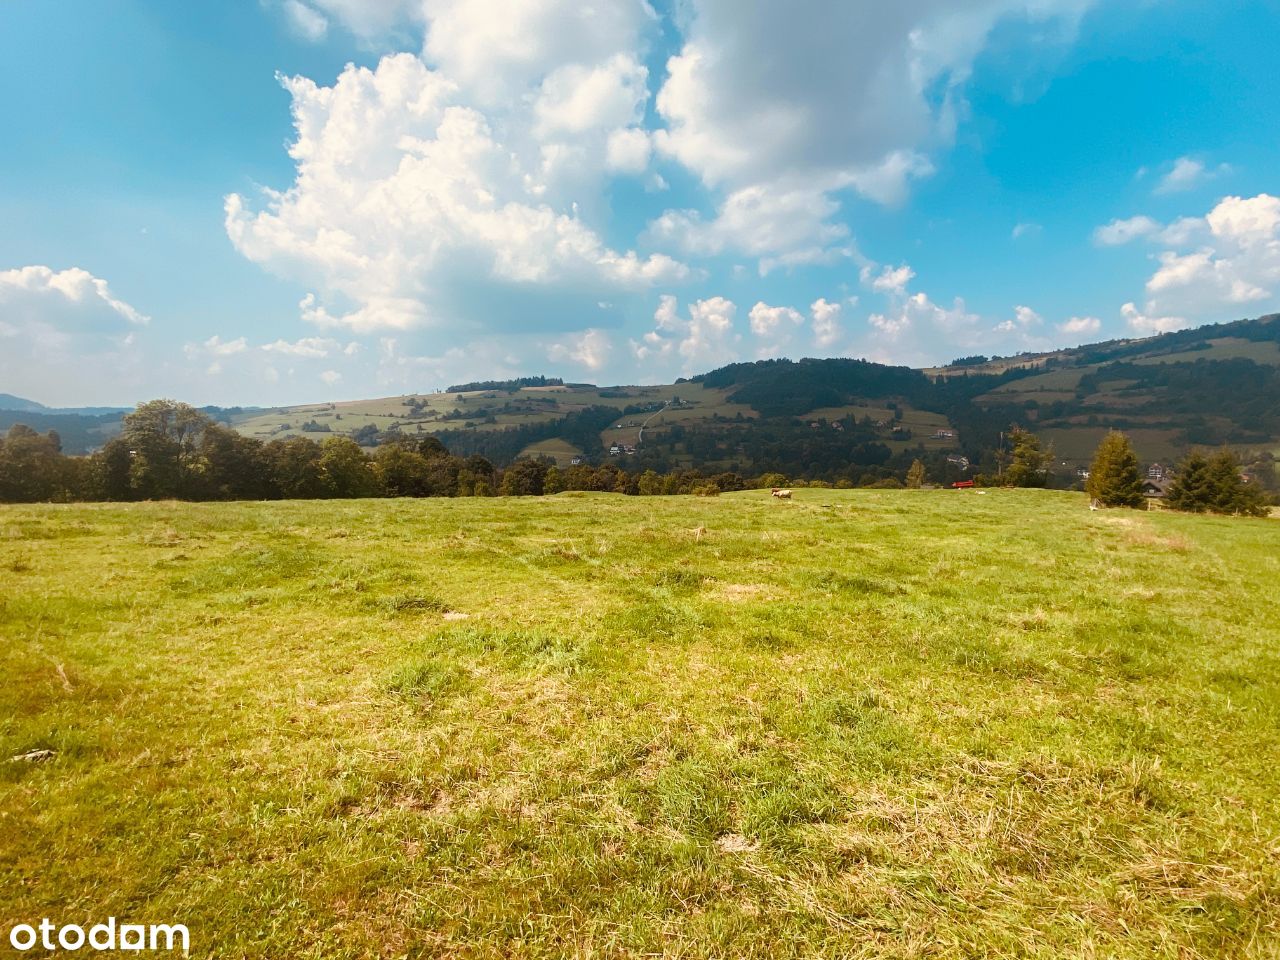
[906,459,926,489]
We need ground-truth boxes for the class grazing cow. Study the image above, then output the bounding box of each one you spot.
[771,488,793,500]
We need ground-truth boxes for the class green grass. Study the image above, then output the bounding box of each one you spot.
[1130,338,1280,367]
[228,382,757,452]
[517,438,583,467]
[1039,426,1186,463]
[2,491,1279,958]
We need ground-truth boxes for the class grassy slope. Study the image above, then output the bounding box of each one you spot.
[220,331,1280,467]
[2,492,1278,958]
[517,438,584,467]
[225,383,947,465]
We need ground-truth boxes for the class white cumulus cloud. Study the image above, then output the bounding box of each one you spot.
[865,264,916,296]
[0,265,149,329]
[631,294,740,374]
[647,0,1096,265]
[748,301,804,357]
[647,185,855,274]
[870,293,979,343]
[748,302,804,338]
[1058,315,1101,335]
[1122,302,1186,335]
[1110,193,1280,329]
[547,328,612,371]
[0,265,149,404]
[994,304,1042,333]
[261,336,350,358]
[226,48,688,338]
[810,298,844,349]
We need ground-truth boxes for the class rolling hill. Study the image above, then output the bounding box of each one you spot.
[6,314,1279,486]
[218,313,1280,486]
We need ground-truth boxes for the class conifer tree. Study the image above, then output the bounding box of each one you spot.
[1167,451,1213,513]
[1167,449,1268,516]
[1084,431,1145,507]
[1001,427,1052,487]
[1206,450,1268,517]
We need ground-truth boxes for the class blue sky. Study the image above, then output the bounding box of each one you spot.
[1,0,1278,406]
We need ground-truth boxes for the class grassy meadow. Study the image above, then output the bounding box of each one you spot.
[2,490,1279,957]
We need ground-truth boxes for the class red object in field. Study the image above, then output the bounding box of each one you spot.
[952,480,975,489]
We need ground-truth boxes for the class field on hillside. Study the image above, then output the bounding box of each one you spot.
[2,492,1279,958]
[227,381,757,447]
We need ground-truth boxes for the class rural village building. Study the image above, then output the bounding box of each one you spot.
[1142,478,1172,499]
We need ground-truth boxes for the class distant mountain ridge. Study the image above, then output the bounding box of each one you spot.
[0,393,130,416]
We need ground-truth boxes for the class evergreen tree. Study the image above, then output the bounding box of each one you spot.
[906,459,926,489]
[1166,451,1213,513]
[1206,450,1268,517]
[1001,427,1052,488]
[1167,449,1267,516]
[1085,431,1145,507]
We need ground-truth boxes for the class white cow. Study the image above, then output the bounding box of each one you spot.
[771,488,793,500]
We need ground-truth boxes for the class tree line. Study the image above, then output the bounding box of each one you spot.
[959,425,1271,516]
[0,400,760,504]
[1085,430,1269,517]
[1,401,1272,514]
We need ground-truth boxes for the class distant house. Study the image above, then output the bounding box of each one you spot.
[1147,463,1166,481]
[933,429,956,441]
[946,455,971,470]
[570,456,584,466]
[1142,478,1172,498]
[608,443,622,456]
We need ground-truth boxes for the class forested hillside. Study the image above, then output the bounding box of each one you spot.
[3,314,1278,488]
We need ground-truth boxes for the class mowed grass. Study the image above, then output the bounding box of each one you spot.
[2,491,1279,958]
